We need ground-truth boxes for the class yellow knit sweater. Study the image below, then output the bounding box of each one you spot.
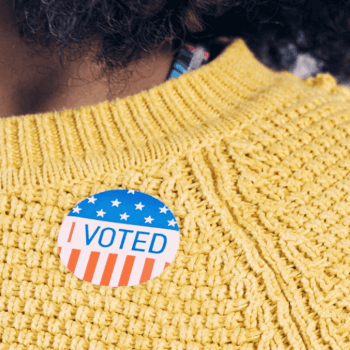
[1,38,350,350]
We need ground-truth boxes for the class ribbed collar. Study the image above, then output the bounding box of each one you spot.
[0,38,298,193]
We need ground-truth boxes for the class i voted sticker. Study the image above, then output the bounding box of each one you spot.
[58,189,180,287]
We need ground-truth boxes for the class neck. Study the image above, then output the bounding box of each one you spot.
[0,0,175,118]
[0,43,175,118]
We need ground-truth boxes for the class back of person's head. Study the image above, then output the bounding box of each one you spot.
[11,0,350,86]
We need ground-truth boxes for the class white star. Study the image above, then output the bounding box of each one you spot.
[111,199,121,207]
[128,190,135,194]
[73,206,82,213]
[97,209,106,217]
[168,219,177,227]
[135,202,145,210]
[120,212,129,220]
[160,206,169,214]
[88,196,97,204]
[144,216,154,224]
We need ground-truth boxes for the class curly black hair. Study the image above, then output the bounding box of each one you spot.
[11,0,350,93]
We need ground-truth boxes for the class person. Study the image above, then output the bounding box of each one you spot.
[1,0,350,349]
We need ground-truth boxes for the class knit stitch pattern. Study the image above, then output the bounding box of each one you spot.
[0,38,350,350]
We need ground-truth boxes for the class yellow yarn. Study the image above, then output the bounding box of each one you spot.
[1,38,350,350]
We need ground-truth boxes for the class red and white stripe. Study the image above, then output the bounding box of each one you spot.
[58,246,170,286]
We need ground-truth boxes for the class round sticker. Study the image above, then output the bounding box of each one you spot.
[58,189,180,287]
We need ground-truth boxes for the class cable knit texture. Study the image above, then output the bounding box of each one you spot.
[1,38,350,350]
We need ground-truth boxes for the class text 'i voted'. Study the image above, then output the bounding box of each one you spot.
[58,189,180,287]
